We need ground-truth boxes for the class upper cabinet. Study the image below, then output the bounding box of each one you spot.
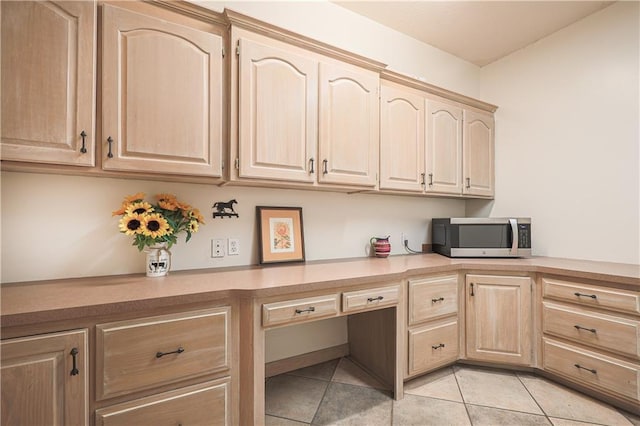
[425,100,463,194]
[1,1,96,166]
[379,70,497,199]
[2,3,497,197]
[379,81,425,192]
[229,12,383,190]
[236,37,318,183]
[101,3,225,177]
[463,110,495,197]
[318,62,379,187]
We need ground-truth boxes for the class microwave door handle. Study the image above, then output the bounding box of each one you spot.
[509,218,518,255]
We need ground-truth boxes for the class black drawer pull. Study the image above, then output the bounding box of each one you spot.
[367,296,384,302]
[431,297,444,303]
[80,131,87,153]
[156,347,185,358]
[106,136,114,158]
[574,292,597,299]
[70,348,79,376]
[574,363,597,374]
[295,307,315,314]
[574,325,597,333]
[432,343,445,350]
[470,283,475,296]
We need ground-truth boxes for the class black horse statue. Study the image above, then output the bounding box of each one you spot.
[212,199,239,218]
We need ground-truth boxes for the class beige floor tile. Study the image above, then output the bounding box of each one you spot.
[331,357,388,390]
[393,394,471,426]
[549,418,610,426]
[454,365,543,414]
[404,366,464,403]
[313,382,392,425]
[265,375,329,423]
[286,358,339,381]
[519,374,633,425]
[265,415,309,425]
[467,404,551,426]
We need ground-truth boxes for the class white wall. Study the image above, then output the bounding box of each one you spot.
[475,1,640,265]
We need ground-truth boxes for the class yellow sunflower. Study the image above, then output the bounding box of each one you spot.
[189,208,206,224]
[158,199,178,211]
[118,213,145,235]
[141,213,171,239]
[187,220,199,233]
[125,201,154,216]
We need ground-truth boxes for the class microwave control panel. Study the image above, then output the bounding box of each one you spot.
[518,224,531,248]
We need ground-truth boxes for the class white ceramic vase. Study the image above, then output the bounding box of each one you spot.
[144,243,171,277]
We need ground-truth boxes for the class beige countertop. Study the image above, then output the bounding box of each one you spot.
[2,254,638,328]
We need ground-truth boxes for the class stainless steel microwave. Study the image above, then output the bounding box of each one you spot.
[432,218,532,258]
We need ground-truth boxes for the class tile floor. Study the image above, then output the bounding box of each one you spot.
[265,357,640,425]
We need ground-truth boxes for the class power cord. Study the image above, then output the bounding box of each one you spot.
[403,239,422,254]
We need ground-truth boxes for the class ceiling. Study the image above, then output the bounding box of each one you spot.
[331,1,614,67]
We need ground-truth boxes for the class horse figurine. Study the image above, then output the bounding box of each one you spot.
[212,199,239,218]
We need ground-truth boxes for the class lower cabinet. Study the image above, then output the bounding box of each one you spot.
[95,306,232,424]
[408,318,459,376]
[95,379,230,426]
[541,277,640,409]
[465,274,532,366]
[406,275,460,377]
[1,329,89,426]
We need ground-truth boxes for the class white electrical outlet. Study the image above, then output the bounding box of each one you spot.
[228,238,240,256]
[211,239,224,258]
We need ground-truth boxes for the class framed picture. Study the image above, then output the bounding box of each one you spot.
[256,206,305,264]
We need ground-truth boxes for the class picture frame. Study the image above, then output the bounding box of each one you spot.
[256,206,305,265]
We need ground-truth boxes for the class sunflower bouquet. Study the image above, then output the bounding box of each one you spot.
[113,193,205,251]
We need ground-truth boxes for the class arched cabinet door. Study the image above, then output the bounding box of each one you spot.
[379,81,425,192]
[1,1,96,166]
[463,110,495,197]
[237,37,317,183]
[318,62,379,187]
[426,99,463,194]
[101,4,224,177]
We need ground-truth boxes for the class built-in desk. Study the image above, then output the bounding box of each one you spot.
[2,254,639,423]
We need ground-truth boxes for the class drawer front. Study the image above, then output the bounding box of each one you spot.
[262,294,339,327]
[409,275,458,325]
[342,284,400,313]
[95,379,229,426]
[408,320,459,376]
[543,302,640,359]
[544,338,639,401]
[543,278,640,315]
[96,307,230,400]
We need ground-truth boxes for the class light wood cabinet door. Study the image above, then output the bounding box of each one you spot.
[1,1,96,166]
[96,307,230,400]
[95,379,230,426]
[408,319,459,376]
[318,62,379,187]
[463,110,494,197]
[466,274,532,365]
[101,4,224,177]
[237,37,317,183]
[379,82,425,192]
[409,275,459,325]
[1,329,88,426]
[426,99,463,194]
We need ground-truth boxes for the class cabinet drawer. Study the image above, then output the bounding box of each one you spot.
[543,338,639,401]
[409,275,458,325]
[408,319,459,376]
[342,284,399,313]
[262,294,339,327]
[543,278,640,315]
[543,302,640,359]
[96,307,230,400]
[95,379,229,426]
